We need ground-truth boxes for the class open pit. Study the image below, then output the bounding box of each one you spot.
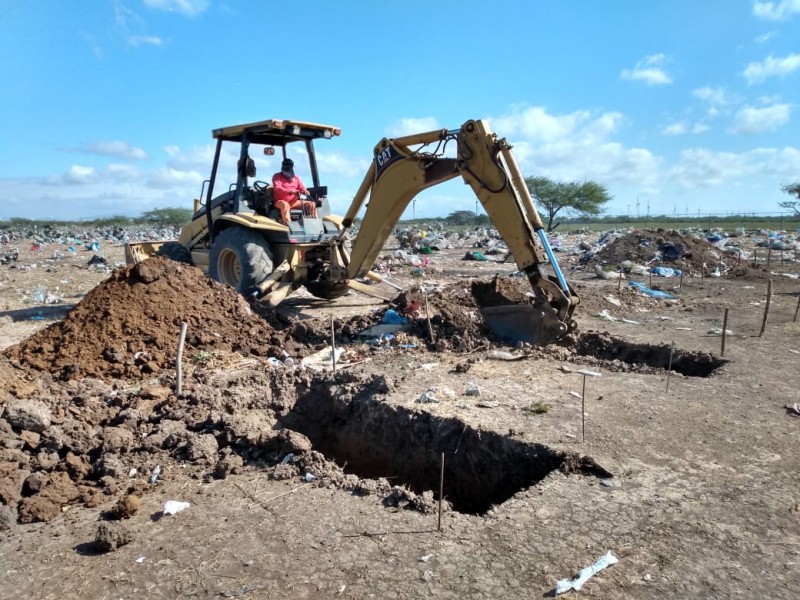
[285,376,612,515]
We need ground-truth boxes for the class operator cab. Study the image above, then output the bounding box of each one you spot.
[198,119,342,242]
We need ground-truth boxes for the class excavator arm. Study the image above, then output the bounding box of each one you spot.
[336,119,579,345]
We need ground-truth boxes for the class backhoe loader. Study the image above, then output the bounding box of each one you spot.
[125,118,579,345]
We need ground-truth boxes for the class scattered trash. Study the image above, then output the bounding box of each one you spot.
[650,266,681,277]
[603,295,621,307]
[785,403,800,417]
[304,472,316,482]
[416,388,440,404]
[487,350,524,361]
[149,465,161,484]
[463,250,488,261]
[162,500,190,516]
[569,391,582,399]
[136,556,145,564]
[382,309,409,325]
[419,554,433,562]
[600,479,613,488]
[128,468,137,478]
[629,281,675,299]
[555,550,619,595]
[281,453,294,464]
[419,362,439,370]
[464,383,481,397]
[707,327,733,336]
[577,369,601,377]
[597,309,618,322]
[476,400,498,408]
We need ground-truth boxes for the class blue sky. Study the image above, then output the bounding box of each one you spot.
[1,0,799,221]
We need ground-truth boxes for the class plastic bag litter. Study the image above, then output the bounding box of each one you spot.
[382,309,409,324]
[162,500,190,516]
[597,309,618,322]
[650,266,681,277]
[659,242,685,261]
[629,281,674,299]
[555,550,619,595]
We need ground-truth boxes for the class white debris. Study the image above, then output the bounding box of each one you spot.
[596,309,618,322]
[417,388,440,404]
[555,550,619,595]
[604,295,621,307]
[577,370,601,377]
[465,383,481,397]
[162,500,190,516]
[569,391,582,399]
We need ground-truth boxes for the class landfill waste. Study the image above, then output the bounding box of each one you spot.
[555,550,619,595]
[161,500,190,516]
[597,310,618,322]
[463,251,488,261]
[382,309,409,325]
[785,403,800,417]
[487,350,525,361]
[650,266,682,277]
[629,281,675,299]
[416,388,440,404]
[149,465,161,484]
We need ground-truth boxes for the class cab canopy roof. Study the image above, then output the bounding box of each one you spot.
[212,119,341,146]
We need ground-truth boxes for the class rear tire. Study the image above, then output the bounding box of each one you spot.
[155,242,194,265]
[209,226,274,295]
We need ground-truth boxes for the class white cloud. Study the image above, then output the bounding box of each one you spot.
[662,122,687,136]
[41,166,98,186]
[128,35,165,47]
[753,0,800,21]
[692,85,729,106]
[754,31,776,43]
[692,123,710,134]
[314,152,371,179]
[386,117,441,137]
[489,105,660,187]
[107,164,141,182]
[147,167,204,189]
[70,141,148,160]
[731,103,792,134]
[743,53,800,84]
[620,54,672,86]
[143,0,210,16]
[670,145,800,189]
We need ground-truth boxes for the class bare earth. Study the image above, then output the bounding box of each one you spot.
[1,233,799,599]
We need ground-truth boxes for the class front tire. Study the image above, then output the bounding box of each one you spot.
[209,227,274,295]
[155,242,194,265]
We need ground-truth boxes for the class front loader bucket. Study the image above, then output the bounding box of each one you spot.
[124,241,167,266]
[481,304,569,346]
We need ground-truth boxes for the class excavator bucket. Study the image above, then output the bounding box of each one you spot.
[124,241,167,265]
[481,304,569,346]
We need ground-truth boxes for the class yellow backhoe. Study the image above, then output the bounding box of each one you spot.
[126,118,579,345]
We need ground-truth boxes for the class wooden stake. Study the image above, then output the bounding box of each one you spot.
[759,279,772,337]
[767,247,772,267]
[679,269,683,290]
[737,250,741,266]
[424,290,435,343]
[649,268,653,289]
[330,316,336,373]
[794,293,800,323]
[666,341,675,392]
[753,248,758,268]
[581,374,587,443]
[617,271,623,292]
[721,308,729,357]
[176,322,188,395]
[438,452,444,532]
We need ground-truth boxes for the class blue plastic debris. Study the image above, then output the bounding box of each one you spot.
[629,281,675,299]
[382,309,409,325]
[650,266,682,277]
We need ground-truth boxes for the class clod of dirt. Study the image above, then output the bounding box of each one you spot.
[93,522,133,553]
[104,494,141,520]
[0,504,18,530]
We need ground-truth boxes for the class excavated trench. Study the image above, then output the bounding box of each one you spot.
[281,377,609,515]
[574,332,727,376]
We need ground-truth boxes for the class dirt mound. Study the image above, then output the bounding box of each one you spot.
[2,258,288,381]
[588,229,717,272]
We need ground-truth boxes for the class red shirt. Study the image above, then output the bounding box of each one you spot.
[272,173,308,203]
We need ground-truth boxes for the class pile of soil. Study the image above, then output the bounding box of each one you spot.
[2,258,304,381]
[588,229,718,272]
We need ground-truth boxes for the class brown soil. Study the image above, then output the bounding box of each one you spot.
[588,229,718,272]
[1,237,800,599]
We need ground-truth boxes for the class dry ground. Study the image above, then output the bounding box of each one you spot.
[1,234,799,599]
